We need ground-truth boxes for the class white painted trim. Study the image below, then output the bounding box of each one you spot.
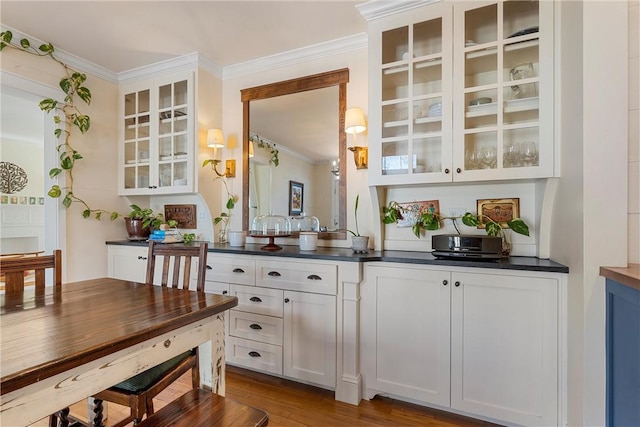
[1,71,66,276]
[117,52,222,84]
[538,178,558,259]
[0,25,117,84]
[223,33,367,80]
[356,0,441,22]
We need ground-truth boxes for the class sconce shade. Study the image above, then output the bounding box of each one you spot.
[207,128,225,148]
[345,107,366,134]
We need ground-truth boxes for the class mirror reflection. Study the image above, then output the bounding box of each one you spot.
[241,69,349,239]
[249,87,340,231]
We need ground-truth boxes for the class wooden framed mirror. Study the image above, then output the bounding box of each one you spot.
[241,68,349,239]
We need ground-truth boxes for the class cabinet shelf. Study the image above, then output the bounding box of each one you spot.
[414,57,443,69]
[465,45,498,60]
[383,65,409,75]
[504,96,539,113]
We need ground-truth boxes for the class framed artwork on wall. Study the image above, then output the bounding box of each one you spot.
[289,181,303,216]
[477,198,520,228]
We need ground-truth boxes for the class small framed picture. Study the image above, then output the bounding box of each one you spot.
[288,180,304,216]
[477,198,520,228]
[396,200,440,228]
[1,195,7,204]
[38,197,45,205]
[10,196,18,204]
[29,197,36,205]
[19,196,27,205]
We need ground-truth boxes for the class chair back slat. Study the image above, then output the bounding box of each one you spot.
[0,250,62,294]
[145,241,208,291]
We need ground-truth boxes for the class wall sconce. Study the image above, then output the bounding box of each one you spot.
[207,128,236,177]
[345,107,368,170]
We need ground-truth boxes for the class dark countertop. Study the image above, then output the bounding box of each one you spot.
[600,264,640,291]
[107,241,569,274]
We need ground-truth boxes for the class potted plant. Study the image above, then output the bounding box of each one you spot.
[124,204,166,240]
[348,194,369,253]
[382,201,530,256]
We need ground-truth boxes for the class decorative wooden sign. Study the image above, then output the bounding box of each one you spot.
[164,204,197,229]
[476,198,520,228]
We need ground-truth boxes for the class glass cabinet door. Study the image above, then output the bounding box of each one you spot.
[374,2,453,185]
[157,79,189,189]
[123,88,151,190]
[455,0,549,180]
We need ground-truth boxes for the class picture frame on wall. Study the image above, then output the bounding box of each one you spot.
[477,198,520,228]
[289,180,304,216]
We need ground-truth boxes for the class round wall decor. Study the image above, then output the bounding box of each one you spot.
[0,161,29,194]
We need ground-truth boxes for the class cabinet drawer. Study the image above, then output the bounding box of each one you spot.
[204,280,229,296]
[227,336,283,376]
[205,254,255,286]
[230,284,283,317]
[229,310,283,346]
[256,259,337,295]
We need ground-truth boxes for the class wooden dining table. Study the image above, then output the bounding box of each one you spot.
[0,277,238,426]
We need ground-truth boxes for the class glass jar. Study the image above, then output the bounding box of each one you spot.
[290,212,320,233]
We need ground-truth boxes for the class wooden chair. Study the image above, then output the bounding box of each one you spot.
[0,250,61,294]
[92,241,208,427]
[0,250,72,427]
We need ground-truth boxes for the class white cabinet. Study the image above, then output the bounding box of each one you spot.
[119,71,195,195]
[364,0,554,186]
[362,263,564,426]
[283,290,336,388]
[207,254,338,389]
[361,265,451,407]
[107,245,148,282]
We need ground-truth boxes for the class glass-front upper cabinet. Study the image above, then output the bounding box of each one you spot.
[366,0,554,186]
[369,1,453,186]
[453,0,553,181]
[119,71,194,195]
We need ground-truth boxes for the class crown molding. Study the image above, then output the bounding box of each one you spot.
[356,0,441,21]
[117,52,224,84]
[1,25,118,84]
[223,33,367,80]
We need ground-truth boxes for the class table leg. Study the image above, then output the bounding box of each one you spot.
[90,399,104,427]
[210,313,226,396]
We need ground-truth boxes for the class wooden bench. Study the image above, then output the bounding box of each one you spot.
[137,389,269,427]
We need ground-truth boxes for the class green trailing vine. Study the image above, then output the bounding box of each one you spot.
[1,31,120,221]
[250,134,279,167]
[382,201,530,239]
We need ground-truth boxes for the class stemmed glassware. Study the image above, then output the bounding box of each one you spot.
[520,141,538,167]
[503,142,520,168]
[480,146,497,169]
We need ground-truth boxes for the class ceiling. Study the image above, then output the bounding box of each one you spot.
[1,1,368,162]
[0,1,367,73]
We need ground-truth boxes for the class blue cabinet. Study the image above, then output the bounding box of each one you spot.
[606,279,640,427]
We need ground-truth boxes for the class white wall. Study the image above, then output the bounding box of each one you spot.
[629,0,640,264]
[552,2,629,426]
[1,47,128,281]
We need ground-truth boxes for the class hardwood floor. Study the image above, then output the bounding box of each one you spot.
[33,365,501,427]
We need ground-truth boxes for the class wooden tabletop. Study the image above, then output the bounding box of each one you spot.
[1,277,238,396]
[600,263,640,291]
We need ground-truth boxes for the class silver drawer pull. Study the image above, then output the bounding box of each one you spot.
[232,268,245,273]
[248,351,261,358]
[268,271,281,277]
[249,296,262,303]
[206,265,212,270]
[249,323,262,330]
[307,274,322,281]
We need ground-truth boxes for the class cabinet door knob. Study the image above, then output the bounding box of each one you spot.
[137,256,147,260]
[443,280,448,286]
[206,265,212,270]
[268,271,281,277]
[232,268,245,273]
[249,296,262,303]
[455,281,461,287]
[456,168,462,173]
[249,323,262,330]
[444,168,450,174]
[248,351,261,358]
[284,298,290,303]
[307,274,322,281]
[222,290,228,295]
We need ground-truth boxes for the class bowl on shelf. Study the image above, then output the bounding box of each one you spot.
[469,97,492,106]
